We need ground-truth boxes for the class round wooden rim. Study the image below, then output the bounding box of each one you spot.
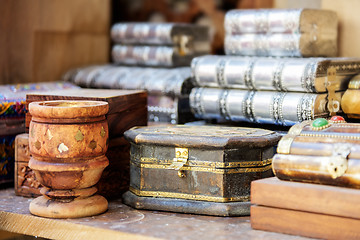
[29,100,109,119]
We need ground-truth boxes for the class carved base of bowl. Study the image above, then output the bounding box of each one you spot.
[29,193,108,218]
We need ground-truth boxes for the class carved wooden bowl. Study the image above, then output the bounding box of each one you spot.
[28,100,109,218]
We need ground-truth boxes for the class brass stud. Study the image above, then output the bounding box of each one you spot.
[178,170,186,178]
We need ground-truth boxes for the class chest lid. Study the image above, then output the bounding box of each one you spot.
[124,125,280,149]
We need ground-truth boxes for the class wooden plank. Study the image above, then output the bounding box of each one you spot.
[251,177,360,219]
[251,205,360,240]
[0,188,310,240]
[0,211,157,240]
[0,0,110,84]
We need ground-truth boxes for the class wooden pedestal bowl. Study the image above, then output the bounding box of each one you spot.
[28,100,109,218]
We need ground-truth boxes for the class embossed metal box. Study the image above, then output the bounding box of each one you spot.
[224,9,338,57]
[123,125,280,216]
[111,23,210,67]
[273,118,360,188]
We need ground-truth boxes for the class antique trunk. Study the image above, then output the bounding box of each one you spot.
[251,177,360,240]
[112,45,199,67]
[26,88,147,138]
[273,117,360,187]
[111,23,209,46]
[191,55,360,93]
[224,9,337,57]
[110,23,210,67]
[64,65,195,124]
[123,125,280,216]
[189,88,342,126]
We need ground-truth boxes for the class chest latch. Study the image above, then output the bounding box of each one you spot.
[168,147,188,178]
[327,144,351,179]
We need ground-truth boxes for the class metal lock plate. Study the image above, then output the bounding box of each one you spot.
[174,35,193,56]
[327,144,351,179]
[168,147,189,171]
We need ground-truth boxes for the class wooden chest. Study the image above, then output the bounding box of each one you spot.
[25,89,147,138]
[123,125,280,216]
[17,89,147,198]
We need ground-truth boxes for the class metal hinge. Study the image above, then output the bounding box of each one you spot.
[168,147,189,178]
[327,144,351,179]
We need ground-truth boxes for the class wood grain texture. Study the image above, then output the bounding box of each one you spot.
[0,0,110,84]
[251,177,360,219]
[251,205,360,240]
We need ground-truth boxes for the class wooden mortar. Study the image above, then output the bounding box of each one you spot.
[28,100,109,218]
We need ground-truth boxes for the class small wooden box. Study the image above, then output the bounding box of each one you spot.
[15,133,41,197]
[123,125,280,216]
[26,89,148,138]
[251,177,360,239]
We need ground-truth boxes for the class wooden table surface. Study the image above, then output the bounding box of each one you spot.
[0,188,312,240]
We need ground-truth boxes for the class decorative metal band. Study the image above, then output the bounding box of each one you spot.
[133,163,272,174]
[225,9,301,35]
[244,60,256,89]
[276,135,296,154]
[137,157,273,168]
[219,90,231,120]
[302,61,317,92]
[288,120,311,135]
[283,34,300,57]
[299,133,360,140]
[316,61,360,76]
[111,23,174,44]
[190,88,205,116]
[190,57,200,86]
[130,186,250,203]
[243,91,256,122]
[270,92,286,125]
[254,10,269,33]
[297,94,316,122]
[272,62,285,91]
[112,45,174,67]
[216,59,226,87]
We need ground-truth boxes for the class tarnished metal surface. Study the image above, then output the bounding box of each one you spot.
[189,88,340,126]
[110,23,210,67]
[124,125,280,216]
[191,55,360,93]
[224,9,337,57]
[273,120,360,188]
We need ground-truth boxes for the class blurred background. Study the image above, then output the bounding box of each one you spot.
[0,0,356,85]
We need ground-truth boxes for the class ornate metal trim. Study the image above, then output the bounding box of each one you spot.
[243,91,256,122]
[130,186,250,203]
[137,157,272,169]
